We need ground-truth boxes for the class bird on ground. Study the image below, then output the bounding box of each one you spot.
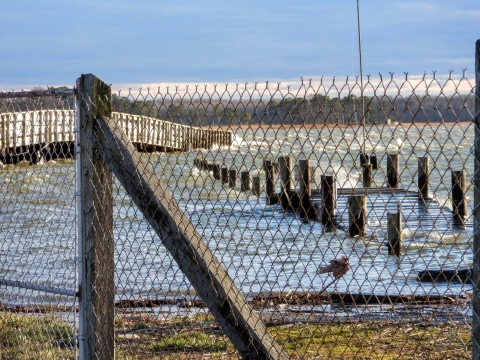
[317,256,350,279]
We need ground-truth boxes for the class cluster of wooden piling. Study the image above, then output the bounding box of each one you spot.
[359,153,468,256]
[195,152,468,258]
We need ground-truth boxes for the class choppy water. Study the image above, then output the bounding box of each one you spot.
[0,124,474,306]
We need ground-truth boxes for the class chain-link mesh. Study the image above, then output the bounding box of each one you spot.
[105,72,474,359]
[1,70,477,359]
[0,89,77,359]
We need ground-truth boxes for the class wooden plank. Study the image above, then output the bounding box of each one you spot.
[95,113,288,360]
[474,38,480,359]
[77,74,115,360]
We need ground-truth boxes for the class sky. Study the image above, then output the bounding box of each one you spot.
[1,1,478,92]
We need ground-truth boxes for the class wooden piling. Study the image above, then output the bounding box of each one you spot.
[221,166,229,184]
[387,211,402,256]
[452,170,467,225]
[321,174,336,227]
[252,176,261,197]
[241,171,251,191]
[265,161,277,205]
[418,157,430,200]
[386,153,400,188]
[229,169,237,188]
[278,155,293,209]
[213,164,221,180]
[370,155,378,170]
[348,195,367,237]
[360,153,369,167]
[362,164,373,187]
[299,159,312,218]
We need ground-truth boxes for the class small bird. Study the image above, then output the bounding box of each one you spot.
[317,256,350,279]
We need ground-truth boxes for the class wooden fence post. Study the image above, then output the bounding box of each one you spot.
[94,113,288,359]
[77,74,115,360]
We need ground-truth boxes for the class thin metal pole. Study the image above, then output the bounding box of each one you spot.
[357,0,366,154]
[473,39,480,359]
[75,78,85,360]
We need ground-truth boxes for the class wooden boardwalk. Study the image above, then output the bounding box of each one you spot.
[0,110,233,164]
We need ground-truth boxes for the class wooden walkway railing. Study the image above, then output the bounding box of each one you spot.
[0,110,233,156]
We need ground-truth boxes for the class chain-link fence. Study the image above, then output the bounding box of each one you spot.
[1,63,479,359]
[0,88,77,359]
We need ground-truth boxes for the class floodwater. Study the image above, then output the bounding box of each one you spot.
[0,123,474,307]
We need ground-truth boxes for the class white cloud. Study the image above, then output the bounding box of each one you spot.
[111,72,475,100]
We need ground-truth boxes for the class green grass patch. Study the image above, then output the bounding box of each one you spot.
[0,312,74,359]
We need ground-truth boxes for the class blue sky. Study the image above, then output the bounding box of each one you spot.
[1,1,478,90]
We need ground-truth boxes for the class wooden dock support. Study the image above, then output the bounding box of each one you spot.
[299,159,312,218]
[418,157,430,200]
[241,171,251,191]
[278,155,293,209]
[360,153,369,167]
[221,166,229,184]
[252,176,261,197]
[265,160,278,205]
[362,164,373,187]
[387,153,400,188]
[370,155,378,170]
[229,169,237,188]
[348,195,367,237]
[452,170,467,225]
[321,174,336,227]
[387,211,402,256]
[213,164,221,180]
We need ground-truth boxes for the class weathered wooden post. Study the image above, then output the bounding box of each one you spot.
[473,39,480,359]
[252,176,261,197]
[278,155,293,209]
[221,165,229,184]
[321,174,336,227]
[370,155,378,170]
[360,153,369,167]
[229,169,237,188]
[299,159,312,218]
[265,160,277,205]
[386,153,400,188]
[418,157,429,200]
[77,74,115,359]
[348,195,367,237]
[362,164,373,187]
[241,171,251,191]
[213,163,221,180]
[387,209,402,256]
[452,170,467,225]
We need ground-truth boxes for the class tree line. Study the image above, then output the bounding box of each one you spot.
[112,93,474,126]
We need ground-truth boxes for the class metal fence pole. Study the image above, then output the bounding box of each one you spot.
[474,39,480,360]
[77,74,115,360]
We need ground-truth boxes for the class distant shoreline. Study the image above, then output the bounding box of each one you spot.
[207,121,469,131]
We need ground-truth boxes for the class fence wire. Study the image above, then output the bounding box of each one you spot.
[0,89,77,359]
[1,71,478,359]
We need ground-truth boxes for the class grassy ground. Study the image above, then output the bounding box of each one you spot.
[0,311,472,359]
